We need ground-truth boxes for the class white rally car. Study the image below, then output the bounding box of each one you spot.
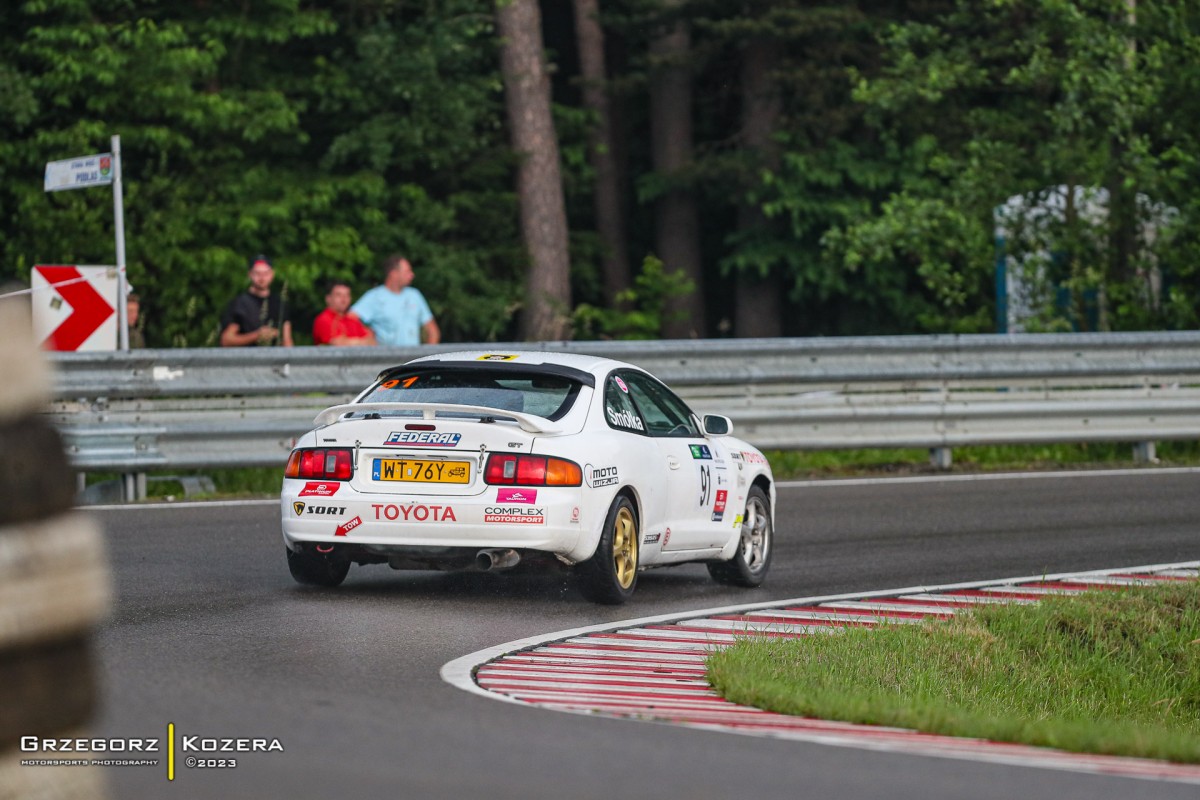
[280,351,774,604]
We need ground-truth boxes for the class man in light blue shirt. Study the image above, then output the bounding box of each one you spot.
[350,255,441,346]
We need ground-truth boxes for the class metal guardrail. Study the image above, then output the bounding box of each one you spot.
[46,333,1200,496]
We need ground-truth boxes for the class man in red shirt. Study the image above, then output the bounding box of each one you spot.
[312,280,376,346]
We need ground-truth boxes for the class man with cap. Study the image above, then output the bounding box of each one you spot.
[219,255,293,347]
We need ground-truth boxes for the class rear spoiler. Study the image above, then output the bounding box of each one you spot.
[312,402,561,434]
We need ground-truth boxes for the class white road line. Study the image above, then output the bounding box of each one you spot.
[776,465,1200,489]
[87,498,278,511]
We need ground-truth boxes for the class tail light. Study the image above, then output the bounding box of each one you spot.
[286,448,353,480]
[484,453,582,486]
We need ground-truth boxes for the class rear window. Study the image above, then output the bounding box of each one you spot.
[360,368,582,421]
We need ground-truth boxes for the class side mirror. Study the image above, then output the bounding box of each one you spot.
[703,414,732,436]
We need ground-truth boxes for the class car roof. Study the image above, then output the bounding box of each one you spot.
[405,349,639,380]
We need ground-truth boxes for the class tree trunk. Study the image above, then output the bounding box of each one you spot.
[734,37,783,338]
[496,0,573,341]
[573,0,631,307]
[649,1,704,338]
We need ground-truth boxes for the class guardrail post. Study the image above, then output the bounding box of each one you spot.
[929,447,953,470]
[1132,441,1157,464]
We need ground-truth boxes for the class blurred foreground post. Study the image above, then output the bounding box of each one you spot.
[0,297,113,800]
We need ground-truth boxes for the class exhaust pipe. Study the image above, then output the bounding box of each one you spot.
[476,548,520,571]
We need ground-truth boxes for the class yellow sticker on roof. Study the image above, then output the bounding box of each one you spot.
[477,354,519,361]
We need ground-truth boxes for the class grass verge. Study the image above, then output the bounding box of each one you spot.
[707,581,1200,762]
[766,440,1200,480]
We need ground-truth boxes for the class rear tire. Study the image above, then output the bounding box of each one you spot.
[287,546,350,587]
[577,496,639,605]
[707,485,772,587]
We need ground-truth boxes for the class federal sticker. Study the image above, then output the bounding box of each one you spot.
[384,431,461,447]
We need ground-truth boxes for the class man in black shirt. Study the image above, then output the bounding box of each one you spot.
[219,255,293,347]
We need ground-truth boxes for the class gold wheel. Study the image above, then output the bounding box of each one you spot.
[612,506,638,589]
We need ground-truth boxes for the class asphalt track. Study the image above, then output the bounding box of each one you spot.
[87,468,1199,799]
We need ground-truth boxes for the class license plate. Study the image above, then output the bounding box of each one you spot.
[372,458,470,484]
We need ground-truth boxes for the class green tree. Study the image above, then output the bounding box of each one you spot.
[835,0,1200,332]
[0,0,522,346]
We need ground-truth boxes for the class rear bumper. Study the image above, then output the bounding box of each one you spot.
[280,479,588,558]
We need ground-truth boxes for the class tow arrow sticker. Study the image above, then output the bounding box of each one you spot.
[335,516,362,537]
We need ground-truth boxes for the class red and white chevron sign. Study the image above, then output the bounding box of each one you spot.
[31,265,118,351]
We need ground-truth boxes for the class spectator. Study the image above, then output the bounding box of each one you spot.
[126,292,145,349]
[219,255,293,347]
[313,280,376,346]
[350,255,440,346]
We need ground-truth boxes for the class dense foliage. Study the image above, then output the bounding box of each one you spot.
[1,0,1197,344]
[1,0,518,345]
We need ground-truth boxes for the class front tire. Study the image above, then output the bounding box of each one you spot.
[287,546,350,587]
[708,485,772,587]
[577,495,639,605]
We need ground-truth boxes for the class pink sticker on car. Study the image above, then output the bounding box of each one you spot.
[497,488,538,504]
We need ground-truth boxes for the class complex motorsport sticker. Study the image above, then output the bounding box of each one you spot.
[484,507,546,524]
[690,444,712,460]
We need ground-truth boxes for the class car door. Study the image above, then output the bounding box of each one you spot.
[619,371,729,551]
